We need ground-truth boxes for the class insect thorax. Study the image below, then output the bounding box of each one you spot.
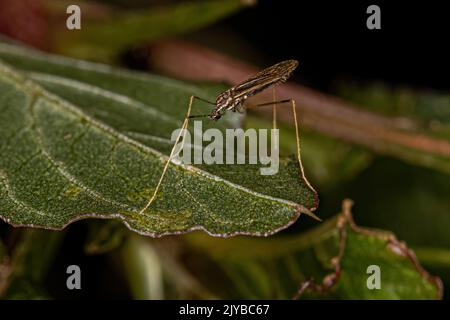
[212,89,243,117]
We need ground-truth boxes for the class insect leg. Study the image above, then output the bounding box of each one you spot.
[272,88,277,130]
[191,96,215,105]
[246,98,306,178]
[272,88,279,162]
[290,99,320,221]
[187,96,215,119]
[139,95,197,215]
[244,99,292,109]
[244,98,321,221]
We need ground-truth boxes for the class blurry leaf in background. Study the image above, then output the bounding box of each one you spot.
[0,40,318,237]
[325,158,450,249]
[43,0,255,63]
[179,200,442,299]
[320,157,450,291]
[0,229,62,299]
[245,116,373,190]
[121,232,218,299]
[337,82,450,129]
[84,220,127,255]
[121,235,164,299]
[0,236,10,295]
[0,0,50,50]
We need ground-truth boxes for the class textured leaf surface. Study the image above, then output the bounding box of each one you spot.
[0,41,317,236]
[183,201,442,299]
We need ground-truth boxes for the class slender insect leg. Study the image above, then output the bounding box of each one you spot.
[244,98,321,221]
[191,96,215,105]
[291,99,307,186]
[272,88,277,130]
[244,99,292,109]
[290,99,320,220]
[246,98,307,176]
[272,88,279,159]
[139,95,197,215]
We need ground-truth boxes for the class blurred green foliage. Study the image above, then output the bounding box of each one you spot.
[48,0,253,62]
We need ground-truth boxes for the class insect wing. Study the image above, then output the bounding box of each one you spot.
[232,60,298,99]
[233,75,283,99]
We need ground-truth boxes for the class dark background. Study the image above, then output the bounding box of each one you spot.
[225,0,449,91]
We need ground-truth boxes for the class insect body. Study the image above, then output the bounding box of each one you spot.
[208,60,298,120]
[138,59,319,221]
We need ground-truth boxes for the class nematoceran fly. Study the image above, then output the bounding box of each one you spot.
[139,59,319,220]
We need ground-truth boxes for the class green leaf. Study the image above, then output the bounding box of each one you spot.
[49,0,253,62]
[84,220,127,255]
[0,41,318,237]
[183,200,442,299]
[320,157,450,292]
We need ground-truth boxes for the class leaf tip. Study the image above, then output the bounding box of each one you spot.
[297,205,321,222]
